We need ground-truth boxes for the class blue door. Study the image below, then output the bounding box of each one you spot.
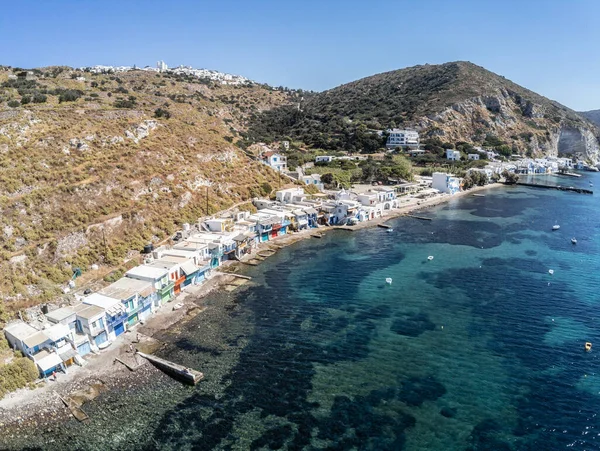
[114,322,125,336]
[77,341,91,356]
[94,331,108,346]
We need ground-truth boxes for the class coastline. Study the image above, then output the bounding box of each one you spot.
[0,183,502,434]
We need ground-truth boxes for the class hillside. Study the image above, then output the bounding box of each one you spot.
[580,109,600,127]
[0,66,292,312]
[247,62,600,161]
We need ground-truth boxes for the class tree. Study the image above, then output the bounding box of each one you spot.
[321,173,335,186]
[501,170,519,184]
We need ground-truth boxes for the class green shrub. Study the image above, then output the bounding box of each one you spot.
[57,89,83,103]
[0,356,39,398]
[154,108,171,119]
[32,93,47,103]
[7,100,20,108]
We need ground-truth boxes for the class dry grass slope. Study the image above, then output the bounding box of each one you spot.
[0,66,293,311]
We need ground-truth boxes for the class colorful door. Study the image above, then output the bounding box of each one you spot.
[95,331,108,345]
[114,322,125,336]
[128,314,138,326]
[77,341,91,356]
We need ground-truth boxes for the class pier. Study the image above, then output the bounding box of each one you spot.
[515,182,593,194]
[136,351,204,385]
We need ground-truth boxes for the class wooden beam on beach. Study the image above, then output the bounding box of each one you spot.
[58,395,89,423]
[220,272,252,280]
[114,357,144,372]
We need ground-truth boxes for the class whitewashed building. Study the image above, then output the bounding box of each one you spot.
[432,172,461,194]
[386,129,420,149]
[446,150,461,161]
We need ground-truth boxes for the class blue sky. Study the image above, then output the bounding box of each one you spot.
[1,0,599,110]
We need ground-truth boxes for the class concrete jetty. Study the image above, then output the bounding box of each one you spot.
[405,214,433,221]
[515,182,593,194]
[136,351,204,385]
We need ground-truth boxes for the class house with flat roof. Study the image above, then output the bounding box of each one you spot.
[126,265,173,305]
[4,320,39,354]
[4,320,80,377]
[145,258,186,296]
[83,293,128,341]
[100,277,156,325]
[446,149,461,161]
[73,303,111,349]
[45,306,77,331]
[386,129,419,149]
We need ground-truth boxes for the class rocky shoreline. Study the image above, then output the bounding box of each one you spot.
[0,183,502,445]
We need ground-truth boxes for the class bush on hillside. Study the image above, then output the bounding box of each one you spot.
[0,355,39,398]
[57,89,83,103]
[32,93,47,103]
[7,100,20,108]
[154,108,171,119]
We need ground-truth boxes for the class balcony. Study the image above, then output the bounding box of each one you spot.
[157,281,175,297]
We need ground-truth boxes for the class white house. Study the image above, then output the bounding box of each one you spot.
[446,149,461,161]
[386,129,420,149]
[300,174,325,191]
[315,155,334,163]
[204,218,234,233]
[260,151,287,172]
[432,172,461,194]
[468,153,480,160]
[276,188,305,204]
[83,293,129,341]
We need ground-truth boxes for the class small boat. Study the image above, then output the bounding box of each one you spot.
[385,278,393,284]
[387,228,394,233]
[427,256,434,261]
[172,302,184,311]
[548,269,554,275]
[552,225,560,231]
[571,238,577,244]
[585,342,592,352]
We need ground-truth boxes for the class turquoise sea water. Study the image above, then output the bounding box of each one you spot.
[4,174,600,450]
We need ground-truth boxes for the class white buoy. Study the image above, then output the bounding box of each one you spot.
[548,269,554,275]
[385,277,393,284]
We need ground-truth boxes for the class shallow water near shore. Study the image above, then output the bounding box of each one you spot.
[3,174,600,450]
